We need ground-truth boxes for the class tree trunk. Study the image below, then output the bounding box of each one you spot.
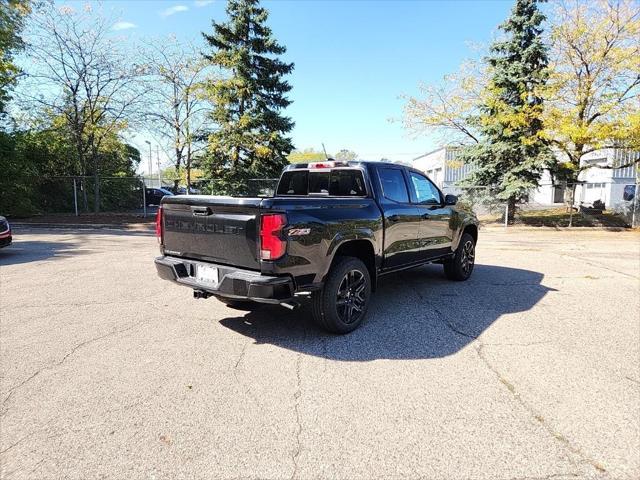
[506,196,517,225]
[567,182,577,227]
[174,145,181,192]
[186,143,192,194]
[75,144,88,213]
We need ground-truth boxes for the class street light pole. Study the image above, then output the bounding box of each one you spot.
[145,140,152,186]
[156,145,161,188]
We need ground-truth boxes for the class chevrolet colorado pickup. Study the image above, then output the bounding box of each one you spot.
[155,161,478,333]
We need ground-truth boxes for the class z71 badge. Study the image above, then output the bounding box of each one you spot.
[288,228,310,236]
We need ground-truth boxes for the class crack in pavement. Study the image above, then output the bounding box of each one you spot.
[625,376,639,385]
[476,343,607,476]
[289,319,308,480]
[554,252,639,280]
[411,285,476,341]
[0,430,39,455]
[3,300,158,310]
[411,284,606,478]
[229,317,264,409]
[290,350,303,480]
[483,341,552,347]
[1,319,150,415]
[505,474,579,480]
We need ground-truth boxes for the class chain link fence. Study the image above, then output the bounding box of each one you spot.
[4,174,638,228]
[442,181,640,228]
[1,175,279,218]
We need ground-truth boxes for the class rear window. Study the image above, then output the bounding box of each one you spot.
[277,170,367,196]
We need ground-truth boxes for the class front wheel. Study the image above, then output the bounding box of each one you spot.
[444,233,476,281]
[311,256,372,334]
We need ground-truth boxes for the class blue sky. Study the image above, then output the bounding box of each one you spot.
[64,0,515,166]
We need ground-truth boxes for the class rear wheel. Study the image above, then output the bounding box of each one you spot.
[312,256,372,334]
[444,232,476,281]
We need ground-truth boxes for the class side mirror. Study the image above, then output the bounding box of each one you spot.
[444,194,458,206]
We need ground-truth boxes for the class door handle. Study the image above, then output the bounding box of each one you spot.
[388,214,400,223]
[191,206,212,216]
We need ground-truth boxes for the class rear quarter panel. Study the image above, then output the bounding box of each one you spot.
[260,197,383,287]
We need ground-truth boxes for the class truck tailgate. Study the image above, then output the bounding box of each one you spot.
[161,196,263,270]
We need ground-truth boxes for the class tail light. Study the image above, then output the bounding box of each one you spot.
[155,207,163,243]
[260,213,286,260]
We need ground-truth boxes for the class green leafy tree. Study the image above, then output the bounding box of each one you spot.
[0,114,141,216]
[202,0,294,192]
[142,40,212,193]
[0,0,29,117]
[20,3,144,212]
[287,148,328,164]
[460,0,549,223]
[541,0,640,183]
[334,149,358,161]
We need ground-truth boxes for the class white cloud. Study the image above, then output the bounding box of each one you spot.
[112,21,137,31]
[194,0,214,6]
[160,5,189,17]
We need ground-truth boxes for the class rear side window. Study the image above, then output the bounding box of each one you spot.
[277,170,366,196]
[379,168,409,203]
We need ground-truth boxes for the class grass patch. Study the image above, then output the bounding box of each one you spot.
[480,207,631,228]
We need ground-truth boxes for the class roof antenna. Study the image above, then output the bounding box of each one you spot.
[321,143,329,160]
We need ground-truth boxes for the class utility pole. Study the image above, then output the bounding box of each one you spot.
[156,145,162,188]
[145,140,152,186]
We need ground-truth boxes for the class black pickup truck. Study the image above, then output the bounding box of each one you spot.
[155,161,478,333]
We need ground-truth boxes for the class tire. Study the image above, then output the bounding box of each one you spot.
[444,233,476,281]
[217,297,260,311]
[311,256,372,334]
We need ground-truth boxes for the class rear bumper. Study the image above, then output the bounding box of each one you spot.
[155,256,295,304]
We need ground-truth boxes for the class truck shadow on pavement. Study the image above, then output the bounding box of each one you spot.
[0,240,88,266]
[0,227,154,266]
[219,264,554,360]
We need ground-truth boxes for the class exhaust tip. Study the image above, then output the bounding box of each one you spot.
[280,301,300,311]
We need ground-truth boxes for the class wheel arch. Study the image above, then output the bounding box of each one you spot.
[453,222,478,250]
[463,223,478,244]
[328,239,377,291]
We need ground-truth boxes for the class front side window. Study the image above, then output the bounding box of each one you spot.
[409,172,441,205]
[379,168,409,203]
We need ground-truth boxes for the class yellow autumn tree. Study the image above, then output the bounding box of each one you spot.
[542,0,640,181]
[402,60,486,145]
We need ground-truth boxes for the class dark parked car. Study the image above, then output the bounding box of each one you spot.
[145,188,174,206]
[154,161,479,333]
[623,184,636,201]
[171,186,202,195]
[0,216,12,248]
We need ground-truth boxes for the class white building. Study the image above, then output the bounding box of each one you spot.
[574,149,639,207]
[413,147,474,193]
[413,146,639,209]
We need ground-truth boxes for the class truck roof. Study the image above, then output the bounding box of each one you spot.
[284,160,402,170]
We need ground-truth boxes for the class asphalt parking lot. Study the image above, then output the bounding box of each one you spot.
[1,226,638,480]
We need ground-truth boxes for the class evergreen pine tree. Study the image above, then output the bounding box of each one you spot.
[202,0,294,192]
[461,0,549,223]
